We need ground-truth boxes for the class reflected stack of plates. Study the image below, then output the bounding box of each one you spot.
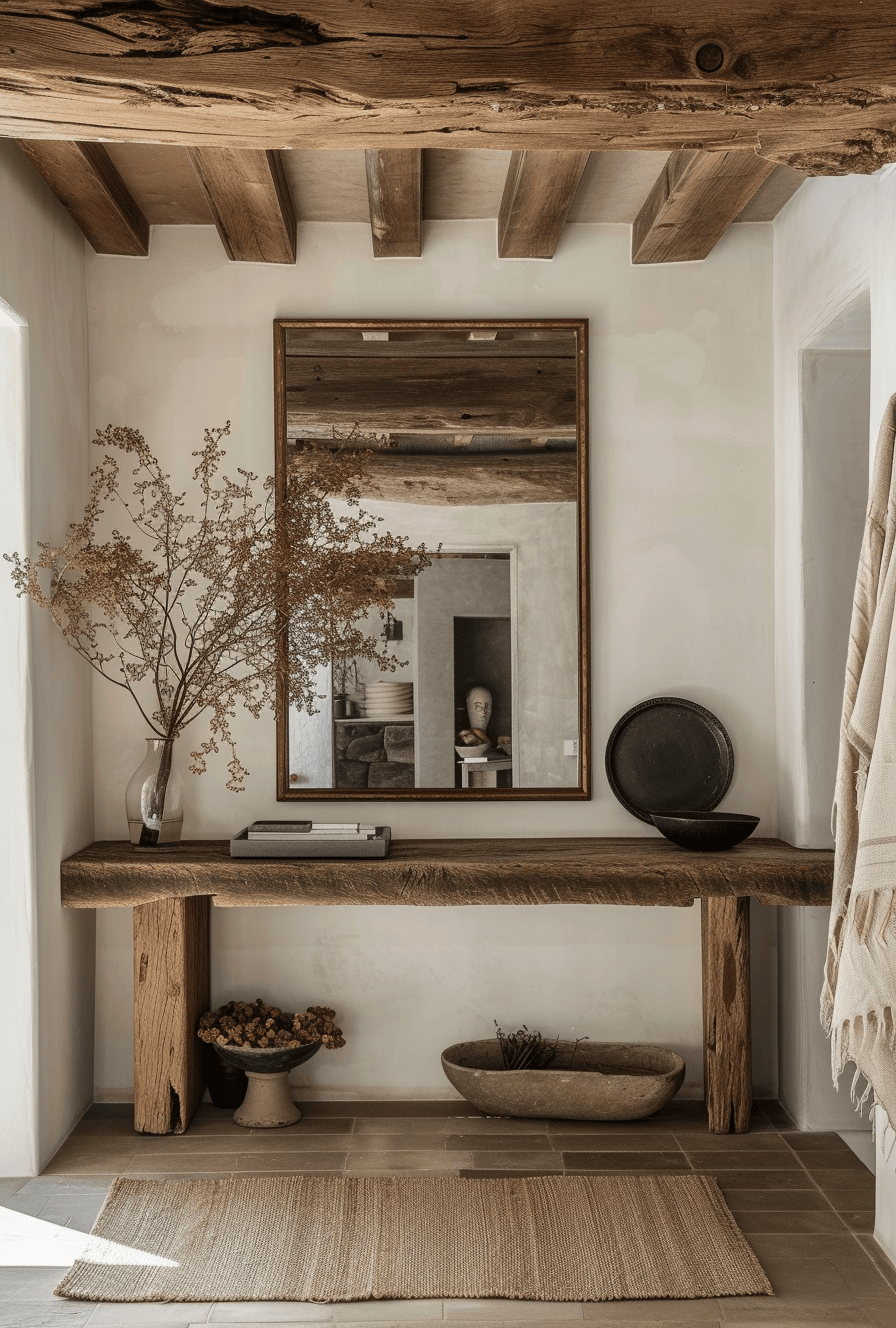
[360,681,414,720]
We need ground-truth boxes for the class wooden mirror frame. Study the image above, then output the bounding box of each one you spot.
[274,317,591,801]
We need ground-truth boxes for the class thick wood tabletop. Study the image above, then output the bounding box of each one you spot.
[61,837,833,909]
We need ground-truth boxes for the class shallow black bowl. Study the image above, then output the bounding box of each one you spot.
[650,811,760,852]
[212,1041,321,1075]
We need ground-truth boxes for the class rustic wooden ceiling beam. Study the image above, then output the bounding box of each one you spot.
[188,149,296,263]
[2,4,896,173]
[631,150,777,264]
[365,150,422,257]
[498,151,590,259]
[16,140,148,256]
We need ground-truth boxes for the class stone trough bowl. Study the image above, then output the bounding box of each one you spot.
[441,1039,685,1121]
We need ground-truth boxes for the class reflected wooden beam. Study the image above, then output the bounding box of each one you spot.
[285,353,576,434]
[498,151,590,258]
[365,150,422,257]
[188,149,296,263]
[16,140,148,256]
[632,150,776,264]
[291,451,577,504]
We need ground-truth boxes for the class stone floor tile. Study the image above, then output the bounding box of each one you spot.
[439,1118,547,1134]
[72,1120,145,1138]
[249,1120,354,1135]
[744,1233,866,1263]
[782,1134,849,1152]
[0,1176,30,1199]
[43,1153,137,1176]
[732,1210,847,1235]
[36,1197,105,1227]
[347,1137,449,1154]
[719,1191,831,1213]
[673,1134,789,1152]
[468,1152,563,1171]
[87,1305,213,1323]
[683,1153,802,1171]
[0,1266,75,1299]
[459,1169,564,1178]
[206,1305,334,1321]
[331,1302,443,1321]
[561,1153,691,1172]
[232,1154,349,1173]
[581,1302,721,1321]
[139,1136,344,1156]
[443,1300,583,1319]
[125,1171,235,1181]
[1,1192,50,1215]
[705,1172,817,1191]
[721,1256,859,1307]
[855,1235,896,1293]
[817,1187,876,1212]
[545,1135,683,1153]
[340,1151,467,1170]
[719,1311,872,1324]
[0,1303,95,1326]
[82,1104,134,1120]
[838,1211,876,1233]
[120,1156,232,1175]
[444,1135,550,1152]
[350,1119,463,1135]
[795,1152,873,1174]
[26,1177,117,1195]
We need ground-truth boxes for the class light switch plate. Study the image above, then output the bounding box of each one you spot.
[563,739,578,757]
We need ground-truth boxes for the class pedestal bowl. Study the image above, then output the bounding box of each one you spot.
[212,1041,321,1127]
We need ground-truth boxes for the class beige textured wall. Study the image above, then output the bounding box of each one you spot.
[86,219,777,1101]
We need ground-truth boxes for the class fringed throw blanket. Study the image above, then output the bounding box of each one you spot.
[823,393,896,1133]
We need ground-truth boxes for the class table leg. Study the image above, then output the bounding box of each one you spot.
[701,896,752,1133]
[133,895,210,1134]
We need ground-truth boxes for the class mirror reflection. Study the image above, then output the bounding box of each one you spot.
[275,320,589,799]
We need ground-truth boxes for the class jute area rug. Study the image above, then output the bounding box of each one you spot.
[55,1174,771,1304]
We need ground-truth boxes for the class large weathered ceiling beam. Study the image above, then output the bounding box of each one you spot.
[16,140,148,256]
[365,150,422,257]
[188,149,296,263]
[498,152,590,259]
[632,150,776,264]
[2,4,896,173]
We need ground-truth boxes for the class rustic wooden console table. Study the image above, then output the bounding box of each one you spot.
[61,837,833,1138]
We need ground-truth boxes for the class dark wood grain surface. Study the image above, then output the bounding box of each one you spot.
[62,837,833,910]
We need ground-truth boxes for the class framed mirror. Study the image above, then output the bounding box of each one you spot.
[274,318,590,800]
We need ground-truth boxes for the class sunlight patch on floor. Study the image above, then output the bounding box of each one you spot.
[0,1204,178,1268]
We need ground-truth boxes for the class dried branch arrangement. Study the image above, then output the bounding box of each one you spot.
[7,423,428,820]
[198,998,345,1050]
[494,1023,560,1071]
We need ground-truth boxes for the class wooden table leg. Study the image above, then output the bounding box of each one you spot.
[133,895,210,1134]
[701,896,752,1134]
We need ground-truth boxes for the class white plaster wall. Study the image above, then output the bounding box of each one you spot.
[0,142,95,1171]
[87,220,777,1101]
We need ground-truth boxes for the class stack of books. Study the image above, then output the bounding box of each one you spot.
[247,821,378,842]
[230,820,391,860]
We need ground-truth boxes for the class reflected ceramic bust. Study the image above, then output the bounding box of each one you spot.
[466,685,493,732]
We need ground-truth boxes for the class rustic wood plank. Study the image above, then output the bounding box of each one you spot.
[365,149,421,257]
[188,148,296,263]
[133,896,210,1134]
[285,355,576,435]
[62,838,834,911]
[290,450,577,504]
[498,151,590,259]
[2,4,896,170]
[631,150,777,264]
[16,140,148,256]
[701,896,752,1134]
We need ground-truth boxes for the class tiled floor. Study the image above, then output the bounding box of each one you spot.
[2,1099,895,1327]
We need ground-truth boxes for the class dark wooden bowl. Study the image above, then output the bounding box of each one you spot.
[650,811,759,852]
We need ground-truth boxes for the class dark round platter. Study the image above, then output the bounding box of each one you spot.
[605,697,734,824]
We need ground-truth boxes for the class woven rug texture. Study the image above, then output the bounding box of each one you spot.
[55,1173,772,1304]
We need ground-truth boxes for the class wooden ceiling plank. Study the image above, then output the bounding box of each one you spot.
[632,150,777,265]
[498,151,590,258]
[16,140,148,255]
[365,149,422,257]
[188,148,296,264]
[3,4,896,171]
